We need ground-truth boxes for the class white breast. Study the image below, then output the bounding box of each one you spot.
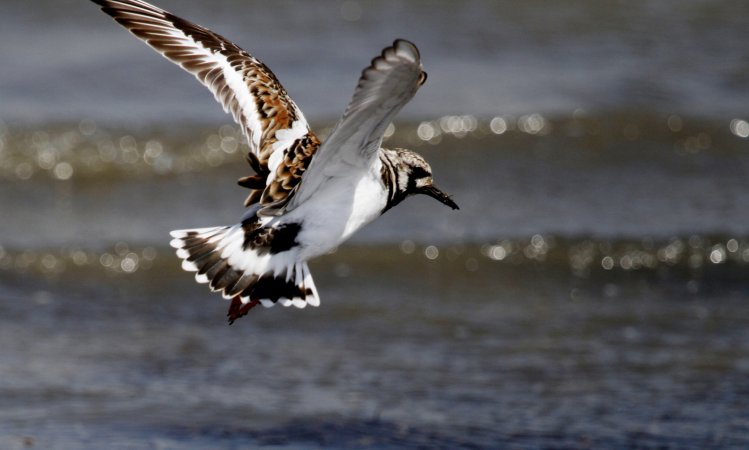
[289,163,388,260]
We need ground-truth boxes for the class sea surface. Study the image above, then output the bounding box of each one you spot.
[1,1,749,449]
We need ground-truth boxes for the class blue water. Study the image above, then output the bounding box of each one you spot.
[2,0,749,124]
[1,0,749,448]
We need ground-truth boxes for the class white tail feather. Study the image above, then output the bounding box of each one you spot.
[169,225,321,316]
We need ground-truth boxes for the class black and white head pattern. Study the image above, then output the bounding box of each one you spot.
[380,148,458,212]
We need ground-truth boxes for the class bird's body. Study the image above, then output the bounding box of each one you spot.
[243,158,388,263]
[290,162,388,259]
[91,0,458,322]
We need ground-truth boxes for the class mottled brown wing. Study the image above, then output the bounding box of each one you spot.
[91,0,320,208]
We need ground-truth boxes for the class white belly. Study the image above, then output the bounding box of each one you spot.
[288,168,388,260]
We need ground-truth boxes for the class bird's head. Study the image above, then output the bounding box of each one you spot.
[393,149,459,210]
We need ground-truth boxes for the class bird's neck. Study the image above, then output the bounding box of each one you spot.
[379,150,410,213]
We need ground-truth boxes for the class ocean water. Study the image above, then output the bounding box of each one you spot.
[1,1,749,449]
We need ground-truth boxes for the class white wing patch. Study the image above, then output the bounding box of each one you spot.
[212,49,264,152]
[266,119,308,185]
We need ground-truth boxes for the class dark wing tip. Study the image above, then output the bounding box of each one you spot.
[360,38,423,83]
[392,39,421,59]
[418,71,428,86]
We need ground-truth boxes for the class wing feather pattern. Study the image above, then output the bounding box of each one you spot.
[288,39,425,210]
[91,0,320,208]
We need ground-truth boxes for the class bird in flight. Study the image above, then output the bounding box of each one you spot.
[91,0,459,323]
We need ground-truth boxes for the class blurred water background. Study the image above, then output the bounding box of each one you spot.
[1,0,749,448]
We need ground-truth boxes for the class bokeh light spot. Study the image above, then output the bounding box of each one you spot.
[730,119,749,138]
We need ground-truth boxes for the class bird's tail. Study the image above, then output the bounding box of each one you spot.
[169,225,320,322]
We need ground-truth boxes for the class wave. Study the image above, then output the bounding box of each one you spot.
[1,112,746,182]
[2,235,747,282]
[1,113,749,248]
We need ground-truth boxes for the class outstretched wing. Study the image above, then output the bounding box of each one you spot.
[287,39,426,210]
[91,0,320,208]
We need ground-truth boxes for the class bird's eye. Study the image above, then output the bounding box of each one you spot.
[411,167,430,179]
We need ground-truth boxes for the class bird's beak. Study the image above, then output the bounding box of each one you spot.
[419,185,459,210]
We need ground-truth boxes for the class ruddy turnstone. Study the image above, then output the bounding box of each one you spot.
[92,0,459,323]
